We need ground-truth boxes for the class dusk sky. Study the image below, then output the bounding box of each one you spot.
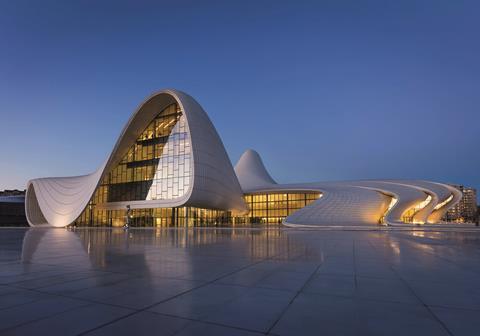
[1,0,479,197]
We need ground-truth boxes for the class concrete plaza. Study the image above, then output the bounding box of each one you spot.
[1,227,480,335]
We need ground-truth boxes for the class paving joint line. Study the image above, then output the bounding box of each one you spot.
[149,311,266,336]
[265,260,323,335]
[367,238,455,336]
[77,251,289,336]
[0,300,93,333]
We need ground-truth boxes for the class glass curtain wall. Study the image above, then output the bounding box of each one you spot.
[242,192,322,224]
[74,102,194,227]
[72,104,323,228]
[96,102,191,205]
[74,192,322,227]
[75,206,231,227]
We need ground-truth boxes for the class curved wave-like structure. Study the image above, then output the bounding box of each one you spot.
[286,179,461,226]
[26,89,247,227]
[235,150,462,227]
[282,180,461,227]
[26,89,464,228]
[262,183,391,226]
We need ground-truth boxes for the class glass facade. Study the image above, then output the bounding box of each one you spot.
[74,191,322,227]
[72,102,323,228]
[241,192,322,224]
[75,206,231,227]
[97,102,191,204]
[75,103,197,227]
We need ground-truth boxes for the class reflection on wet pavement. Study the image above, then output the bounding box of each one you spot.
[1,227,480,335]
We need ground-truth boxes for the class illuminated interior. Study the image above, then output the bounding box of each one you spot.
[75,206,230,227]
[379,196,398,224]
[401,194,432,223]
[67,101,446,228]
[240,192,322,225]
[97,102,191,204]
[434,194,453,210]
[75,103,195,226]
[74,192,322,227]
[25,88,466,228]
[73,103,324,227]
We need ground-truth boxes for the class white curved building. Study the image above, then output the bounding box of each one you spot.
[26,89,462,228]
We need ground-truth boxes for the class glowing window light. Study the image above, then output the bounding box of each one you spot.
[164,118,176,128]
[433,194,453,210]
[387,197,398,212]
[379,196,397,224]
[402,194,432,224]
[240,192,322,224]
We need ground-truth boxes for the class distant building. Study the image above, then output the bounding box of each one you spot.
[0,189,25,197]
[0,189,27,226]
[443,185,478,223]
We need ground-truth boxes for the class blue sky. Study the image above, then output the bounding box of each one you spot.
[0,0,479,199]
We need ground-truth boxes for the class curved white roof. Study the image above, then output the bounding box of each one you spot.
[24,89,463,228]
[234,150,462,227]
[26,89,246,227]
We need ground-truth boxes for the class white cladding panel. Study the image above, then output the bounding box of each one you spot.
[26,89,246,227]
[24,91,464,228]
[235,150,463,227]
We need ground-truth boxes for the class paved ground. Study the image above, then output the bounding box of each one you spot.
[1,227,480,336]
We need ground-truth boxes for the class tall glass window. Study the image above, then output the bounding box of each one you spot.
[97,103,192,204]
[74,103,194,227]
[242,192,322,224]
[75,206,232,228]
